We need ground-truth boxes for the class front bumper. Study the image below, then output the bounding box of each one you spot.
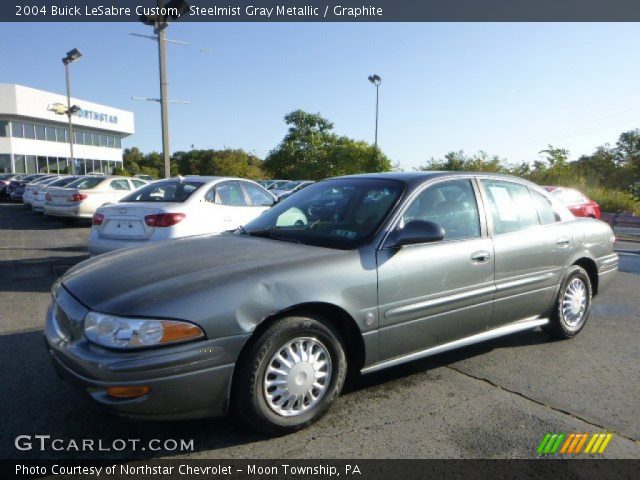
[44,288,250,420]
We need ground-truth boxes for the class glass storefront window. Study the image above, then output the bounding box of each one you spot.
[47,157,59,173]
[56,128,67,142]
[24,124,36,140]
[37,156,48,173]
[0,154,11,172]
[25,155,37,173]
[14,155,26,173]
[35,125,46,140]
[45,126,56,142]
[12,122,24,138]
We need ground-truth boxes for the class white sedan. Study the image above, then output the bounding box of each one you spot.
[44,176,148,220]
[88,176,277,255]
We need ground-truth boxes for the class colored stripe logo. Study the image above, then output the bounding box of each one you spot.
[537,432,613,455]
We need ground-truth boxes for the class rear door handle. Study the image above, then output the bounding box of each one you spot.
[471,250,491,263]
[556,237,570,246]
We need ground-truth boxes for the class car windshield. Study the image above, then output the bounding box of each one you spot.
[20,174,42,182]
[243,178,405,249]
[278,181,300,191]
[268,180,290,190]
[120,180,204,202]
[65,177,105,189]
[48,177,77,187]
[0,174,14,180]
[552,188,586,205]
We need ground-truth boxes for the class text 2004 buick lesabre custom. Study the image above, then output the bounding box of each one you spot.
[44,172,618,435]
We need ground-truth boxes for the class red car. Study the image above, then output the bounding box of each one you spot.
[544,186,601,219]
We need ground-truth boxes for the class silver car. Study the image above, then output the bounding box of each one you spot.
[44,172,617,434]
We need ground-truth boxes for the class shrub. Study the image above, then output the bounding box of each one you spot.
[583,187,640,215]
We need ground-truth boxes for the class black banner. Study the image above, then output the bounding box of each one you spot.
[3,459,640,480]
[4,0,640,22]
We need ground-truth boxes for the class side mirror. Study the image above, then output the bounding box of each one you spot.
[389,220,445,247]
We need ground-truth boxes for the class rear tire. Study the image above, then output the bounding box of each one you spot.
[233,314,347,436]
[544,265,592,339]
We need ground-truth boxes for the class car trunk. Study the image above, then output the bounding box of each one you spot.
[94,203,175,240]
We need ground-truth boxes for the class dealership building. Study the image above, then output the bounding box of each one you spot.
[0,83,134,174]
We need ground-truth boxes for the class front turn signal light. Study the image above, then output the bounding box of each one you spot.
[107,386,151,399]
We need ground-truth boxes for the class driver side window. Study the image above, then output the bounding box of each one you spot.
[403,179,481,241]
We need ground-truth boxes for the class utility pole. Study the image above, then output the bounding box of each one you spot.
[157,6,171,178]
[139,0,190,178]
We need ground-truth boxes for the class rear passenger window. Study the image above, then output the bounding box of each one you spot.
[214,181,247,206]
[110,180,131,191]
[402,179,481,241]
[531,190,560,225]
[242,182,274,206]
[481,180,540,234]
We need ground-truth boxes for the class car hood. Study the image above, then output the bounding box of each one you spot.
[61,233,344,314]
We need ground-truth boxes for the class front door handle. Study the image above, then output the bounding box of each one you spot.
[556,237,570,246]
[471,250,491,263]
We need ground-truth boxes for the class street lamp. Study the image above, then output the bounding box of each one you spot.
[62,48,83,174]
[368,74,381,149]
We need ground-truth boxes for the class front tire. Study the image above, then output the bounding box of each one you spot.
[545,265,592,339]
[233,314,347,436]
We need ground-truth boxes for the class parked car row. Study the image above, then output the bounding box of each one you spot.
[260,179,315,199]
[3,173,150,218]
[88,176,277,255]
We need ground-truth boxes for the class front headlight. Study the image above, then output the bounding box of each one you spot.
[84,312,204,350]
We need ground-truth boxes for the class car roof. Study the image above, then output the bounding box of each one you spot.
[162,175,261,183]
[333,171,539,187]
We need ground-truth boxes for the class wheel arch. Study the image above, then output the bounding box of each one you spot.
[572,256,599,295]
[229,302,365,403]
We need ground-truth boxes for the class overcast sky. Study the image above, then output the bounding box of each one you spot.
[3,22,640,169]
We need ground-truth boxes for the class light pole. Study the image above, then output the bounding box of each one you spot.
[62,48,82,174]
[368,74,381,149]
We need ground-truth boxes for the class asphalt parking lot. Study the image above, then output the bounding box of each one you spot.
[1,202,639,459]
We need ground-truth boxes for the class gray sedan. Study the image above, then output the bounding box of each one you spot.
[44,172,617,435]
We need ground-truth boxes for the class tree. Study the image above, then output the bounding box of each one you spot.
[418,151,509,174]
[263,110,392,180]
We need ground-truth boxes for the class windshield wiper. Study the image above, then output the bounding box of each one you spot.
[244,228,302,244]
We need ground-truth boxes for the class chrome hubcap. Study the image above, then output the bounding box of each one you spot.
[263,337,332,417]
[562,278,587,327]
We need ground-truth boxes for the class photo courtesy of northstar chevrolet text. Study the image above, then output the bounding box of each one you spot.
[1,1,640,479]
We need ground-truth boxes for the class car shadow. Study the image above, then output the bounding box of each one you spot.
[0,254,89,293]
[0,328,554,459]
[344,328,555,395]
